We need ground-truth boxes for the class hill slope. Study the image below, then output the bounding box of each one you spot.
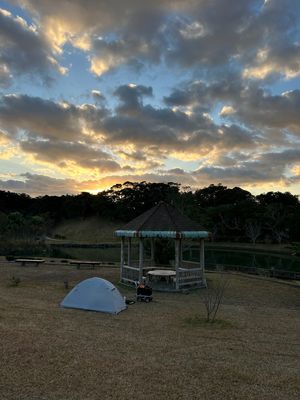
[51,217,121,243]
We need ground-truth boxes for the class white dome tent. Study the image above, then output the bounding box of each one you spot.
[60,277,126,314]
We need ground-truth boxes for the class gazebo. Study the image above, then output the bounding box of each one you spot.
[115,202,209,291]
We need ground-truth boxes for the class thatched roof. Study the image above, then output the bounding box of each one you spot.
[115,202,209,238]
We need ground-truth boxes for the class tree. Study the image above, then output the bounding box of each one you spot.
[201,274,228,322]
[245,220,261,244]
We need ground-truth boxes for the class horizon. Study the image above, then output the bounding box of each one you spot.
[1,1,300,196]
[0,180,298,199]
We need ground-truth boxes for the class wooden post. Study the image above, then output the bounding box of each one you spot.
[127,237,131,266]
[175,239,180,290]
[200,238,205,270]
[179,238,183,265]
[139,237,144,283]
[120,237,125,282]
[200,238,205,285]
[150,238,155,266]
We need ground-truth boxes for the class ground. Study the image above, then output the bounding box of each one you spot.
[50,217,120,243]
[0,261,299,400]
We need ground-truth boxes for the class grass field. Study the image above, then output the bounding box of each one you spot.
[0,262,299,400]
[51,217,120,243]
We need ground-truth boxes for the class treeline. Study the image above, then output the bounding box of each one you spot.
[0,181,300,244]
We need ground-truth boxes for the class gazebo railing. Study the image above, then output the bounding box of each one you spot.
[121,265,140,285]
[178,267,205,288]
[121,263,170,285]
[121,259,206,289]
[181,260,201,268]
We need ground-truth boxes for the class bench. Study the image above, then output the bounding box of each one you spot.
[69,260,102,269]
[15,258,45,267]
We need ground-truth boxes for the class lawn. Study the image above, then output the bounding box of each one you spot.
[0,262,299,400]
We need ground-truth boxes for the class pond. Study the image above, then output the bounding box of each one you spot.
[184,247,300,273]
[52,244,300,272]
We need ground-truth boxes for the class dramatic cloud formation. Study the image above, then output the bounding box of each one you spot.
[0,7,66,85]
[0,0,300,195]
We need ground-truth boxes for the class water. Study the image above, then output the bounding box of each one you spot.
[52,244,300,272]
[185,247,300,272]
[52,245,139,263]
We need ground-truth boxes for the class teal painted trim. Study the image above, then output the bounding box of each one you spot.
[115,230,209,238]
[182,231,209,238]
[115,230,136,237]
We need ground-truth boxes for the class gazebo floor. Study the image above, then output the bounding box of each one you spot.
[149,281,177,292]
[120,280,205,292]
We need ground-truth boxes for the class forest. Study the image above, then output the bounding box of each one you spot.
[0,182,299,249]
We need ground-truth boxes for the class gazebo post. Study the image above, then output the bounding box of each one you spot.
[150,238,155,266]
[175,238,180,290]
[139,237,144,283]
[179,238,183,265]
[120,236,125,281]
[127,237,131,267]
[200,238,205,272]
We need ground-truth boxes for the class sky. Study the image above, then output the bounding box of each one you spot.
[0,0,300,196]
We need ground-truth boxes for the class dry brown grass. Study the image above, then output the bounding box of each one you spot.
[0,262,299,400]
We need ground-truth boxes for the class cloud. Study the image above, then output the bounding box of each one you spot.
[0,173,80,196]
[193,149,300,186]
[0,130,10,145]
[220,106,236,116]
[101,83,260,158]
[0,94,107,141]
[165,77,300,143]
[90,36,161,76]
[0,8,66,85]
[10,0,170,74]
[243,45,300,80]
[164,76,243,111]
[91,90,105,102]
[20,139,121,172]
[1,143,299,197]
[0,93,120,173]
[0,89,261,176]
[0,63,12,87]
[114,84,153,114]
[7,1,294,77]
[3,0,298,88]
[221,87,300,136]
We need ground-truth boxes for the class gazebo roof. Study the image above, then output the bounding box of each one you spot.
[115,201,209,238]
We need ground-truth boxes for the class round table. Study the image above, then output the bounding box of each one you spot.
[147,269,176,284]
[148,269,176,277]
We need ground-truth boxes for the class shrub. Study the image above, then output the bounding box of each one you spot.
[201,274,229,322]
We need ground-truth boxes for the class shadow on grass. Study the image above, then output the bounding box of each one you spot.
[184,315,234,329]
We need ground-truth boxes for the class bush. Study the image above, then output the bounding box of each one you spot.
[0,238,48,258]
